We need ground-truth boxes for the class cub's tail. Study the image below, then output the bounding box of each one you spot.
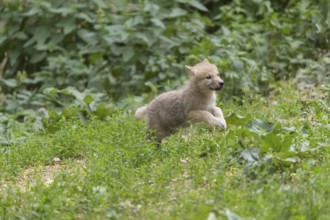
[135,105,148,121]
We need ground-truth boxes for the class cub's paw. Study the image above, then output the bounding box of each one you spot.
[214,119,227,129]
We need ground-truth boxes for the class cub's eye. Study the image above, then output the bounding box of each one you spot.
[206,75,212,79]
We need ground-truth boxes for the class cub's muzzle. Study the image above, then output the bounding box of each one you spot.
[212,81,224,90]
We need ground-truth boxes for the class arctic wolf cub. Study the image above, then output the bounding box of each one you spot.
[135,59,227,142]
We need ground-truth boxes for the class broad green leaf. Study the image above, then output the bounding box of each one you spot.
[44,88,59,95]
[125,16,144,27]
[159,36,178,48]
[23,38,35,48]
[30,52,46,63]
[92,0,107,8]
[225,71,240,79]
[281,135,293,151]
[122,46,134,62]
[151,18,166,29]
[50,34,65,45]
[8,49,20,63]
[77,12,94,22]
[0,79,18,88]
[57,19,76,35]
[226,112,251,126]
[103,36,113,44]
[262,132,281,152]
[178,0,208,11]
[44,87,88,105]
[241,148,259,162]
[62,87,84,101]
[5,99,19,112]
[246,119,274,134]
[78,29,98,44]
[0,36,7,44]
[34,26,50,46]
[233,59,244,70]
[48,7,73,14]
[22,7,39,16]
[135,33,150,46]
[13,32,27,40]
[165,8,187,18]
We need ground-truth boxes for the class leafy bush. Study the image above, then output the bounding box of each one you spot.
[0,0,209,97]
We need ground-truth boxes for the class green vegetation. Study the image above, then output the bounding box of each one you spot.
[0,0,330,219]
[1,83,329,219]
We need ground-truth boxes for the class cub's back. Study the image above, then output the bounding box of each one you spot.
[147,90,186,129]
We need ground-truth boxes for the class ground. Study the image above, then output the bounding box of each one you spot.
[0,82,329,220]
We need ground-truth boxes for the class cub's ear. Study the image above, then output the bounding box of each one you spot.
[185,65,195,75]
[202,58,210,63]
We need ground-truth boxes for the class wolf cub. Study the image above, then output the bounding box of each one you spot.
[135,59,227,142]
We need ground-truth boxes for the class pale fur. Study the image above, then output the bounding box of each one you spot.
[135,59,227,142]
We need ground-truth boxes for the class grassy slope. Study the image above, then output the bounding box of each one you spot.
[0,82,329,220]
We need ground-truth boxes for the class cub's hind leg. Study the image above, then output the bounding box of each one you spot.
[147,122,171,143]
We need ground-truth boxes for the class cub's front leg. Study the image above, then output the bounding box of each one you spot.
[187,110,225,128]
[212,107,227,129]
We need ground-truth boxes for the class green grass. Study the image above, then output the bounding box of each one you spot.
[1,82,330,220]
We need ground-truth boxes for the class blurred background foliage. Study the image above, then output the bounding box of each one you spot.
[0,0,329,141]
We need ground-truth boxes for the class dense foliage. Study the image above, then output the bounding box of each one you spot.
[1,0,329,104]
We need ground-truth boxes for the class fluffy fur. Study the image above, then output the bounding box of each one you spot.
[135,59,227,142]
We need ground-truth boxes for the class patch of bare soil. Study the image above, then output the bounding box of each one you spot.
[1,158,86,193]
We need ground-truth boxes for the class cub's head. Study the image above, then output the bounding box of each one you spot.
[185,59,224,91]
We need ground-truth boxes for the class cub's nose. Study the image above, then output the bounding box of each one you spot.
[219,81,224,87]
